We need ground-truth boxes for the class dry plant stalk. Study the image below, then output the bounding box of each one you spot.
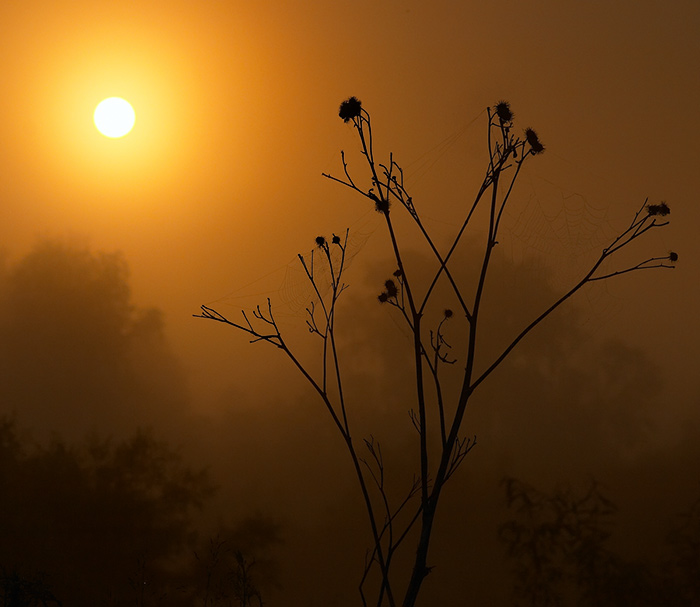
[197,98,676,607]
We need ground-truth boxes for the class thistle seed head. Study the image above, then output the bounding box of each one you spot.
[339,97,362,123]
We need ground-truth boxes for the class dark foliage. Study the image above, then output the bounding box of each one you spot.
[0,567,61,607]
[0,417,213,606]
[500,478,699,606]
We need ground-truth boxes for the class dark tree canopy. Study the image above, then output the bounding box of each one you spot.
[0,416,214,606]
[500,477,700,607]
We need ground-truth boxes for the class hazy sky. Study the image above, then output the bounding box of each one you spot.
[1,1,698,604]
[1,0,696,404]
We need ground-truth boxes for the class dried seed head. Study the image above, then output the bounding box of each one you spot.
[385,280,398,298]
[669,251,679,262]
[524,128,545,154]
[444,309,454,318]
[332,234,341,245]
[378,292,389,303]
[315,236,326,247]
[373,195,390,214]
[495,100,513,123]
[647,202,671,217]
[339,96,362,123]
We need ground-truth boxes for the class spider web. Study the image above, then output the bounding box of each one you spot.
[278,216,379,314]
[499,158,625,328]
[206,211,381,318]
[206,119,625,330]
[204,110,487,319]
[396,118,626,329]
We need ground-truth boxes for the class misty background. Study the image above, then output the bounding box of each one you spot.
[0,224,696,604]
[1,0,698,605]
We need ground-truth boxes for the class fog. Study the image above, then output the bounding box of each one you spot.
[1,0,698,604]
[1,232,697,604]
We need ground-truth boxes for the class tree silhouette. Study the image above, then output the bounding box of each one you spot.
[0,417,213,606]
[0,239,187,440]
[0,567,61,607]
[191,515,281,607]
[668,492,700,604]
[197,98,676,606]
[499,477,698,607]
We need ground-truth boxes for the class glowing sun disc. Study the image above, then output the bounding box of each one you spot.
[94,97,135,138]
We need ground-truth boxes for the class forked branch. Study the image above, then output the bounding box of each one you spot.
[198,97,676,607]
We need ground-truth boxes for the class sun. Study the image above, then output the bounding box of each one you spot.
[94,97,136,138]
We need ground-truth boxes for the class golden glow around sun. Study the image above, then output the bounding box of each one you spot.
[27,28,223,199]
[94,97,136,138]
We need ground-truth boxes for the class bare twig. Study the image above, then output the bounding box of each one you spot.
[198,97,675,607]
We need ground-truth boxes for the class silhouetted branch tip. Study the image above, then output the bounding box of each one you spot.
[524,127,545,154]
[339,96,362,122]
[378,292,389,303]
[315,235,327,247]
[646,201,670,216]
[495,100,514,123]
[669,251,679,262]
[332,234,341,245]
[443,309,453,319]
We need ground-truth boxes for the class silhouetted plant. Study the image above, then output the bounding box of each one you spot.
[197,98,676,606]
[0,240,189,441]
[499,477,695,607]
[0,417,213,607]
[127,556,169,607]
[0,567,61,607]
[667,492,700,603]
[499,477,618,606]
[195,518,279,607]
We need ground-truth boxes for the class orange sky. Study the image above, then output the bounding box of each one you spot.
[1,1,699,603]
[1,0,695,414]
